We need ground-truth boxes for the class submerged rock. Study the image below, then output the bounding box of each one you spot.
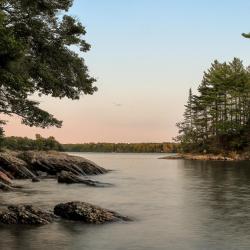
[57,171,112,187]
[0,205,55,225]
[32,177,40,182]
[54,201,131,224]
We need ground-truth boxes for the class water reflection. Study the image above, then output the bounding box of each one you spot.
[0,153,250,250]
[181,160,250,240]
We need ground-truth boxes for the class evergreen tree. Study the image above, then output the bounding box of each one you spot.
[176,58,250,153]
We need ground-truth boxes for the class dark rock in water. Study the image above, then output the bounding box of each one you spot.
[32,177,40,182]
[57,171,112,187]
[0,167,14,180]
[54,201,131,224]
[18,151,108,176]
[0,181,13,191]
[0,205,55,225]
[0,152,36,179]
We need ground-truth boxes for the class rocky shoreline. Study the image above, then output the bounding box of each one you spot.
[0,150,108,189]
[160,152,250,161]
[0,151,131,225]
[0,202,131,225]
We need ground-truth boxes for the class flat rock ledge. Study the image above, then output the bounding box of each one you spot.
[0,205,55,225]
[0,151,108,189]
[160,153,250,161]
[18,151,107,176]
[54,201,131,224]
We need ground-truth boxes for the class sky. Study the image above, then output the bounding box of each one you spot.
[4,0,250,143]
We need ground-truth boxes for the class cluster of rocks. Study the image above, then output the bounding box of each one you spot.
[0,151,108,190]
[0,202,130,225]
[0,151,131,227]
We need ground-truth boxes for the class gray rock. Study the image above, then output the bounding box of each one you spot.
[54,201,131,224]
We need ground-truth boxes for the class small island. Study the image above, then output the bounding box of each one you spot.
[172,58,249,160]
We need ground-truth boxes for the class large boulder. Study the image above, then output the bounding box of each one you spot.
[18,151,107,176]
[54,201,131,224]
[0,205,55,225]
[57,171,112,187]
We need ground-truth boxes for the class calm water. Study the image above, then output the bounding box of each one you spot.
[0,153,250,250]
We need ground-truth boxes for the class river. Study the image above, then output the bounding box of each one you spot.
[0,153,250,250]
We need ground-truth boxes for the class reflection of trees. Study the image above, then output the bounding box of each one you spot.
[181,160,250,234]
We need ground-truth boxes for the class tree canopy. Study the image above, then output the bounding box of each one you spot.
[63,142,179,153]
[0,0,97,136]
[176,58,250,153]
[2,134,63,151]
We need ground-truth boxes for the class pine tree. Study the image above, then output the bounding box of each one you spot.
[177,58,250,152]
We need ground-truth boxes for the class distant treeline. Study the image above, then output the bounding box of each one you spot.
[63,143,179,153]
[1,136,179,153]
[1,135,63,151]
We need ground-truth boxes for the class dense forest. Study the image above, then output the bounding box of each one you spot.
[1,137,178,153]
[1,135,63,151]
[62,142,179,153]
[176,58,250,153]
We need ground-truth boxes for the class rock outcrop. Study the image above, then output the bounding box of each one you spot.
[0,152,36,179]
[57,171,112,187]
[18,151,107,176]
[0,151,108,184]
[0,205,55,225]
[54,201,131,224]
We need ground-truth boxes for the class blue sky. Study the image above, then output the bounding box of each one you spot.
[6,0,250,142]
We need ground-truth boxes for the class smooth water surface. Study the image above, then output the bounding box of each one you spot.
[0,153,250,250]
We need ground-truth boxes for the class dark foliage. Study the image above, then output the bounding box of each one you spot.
[176,58,250,153]
[0,0,96,132]
[63,142,179,153]
[2,134,63,151]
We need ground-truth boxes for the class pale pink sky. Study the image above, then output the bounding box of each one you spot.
[4,1,250,143]
[5,88,183,143]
